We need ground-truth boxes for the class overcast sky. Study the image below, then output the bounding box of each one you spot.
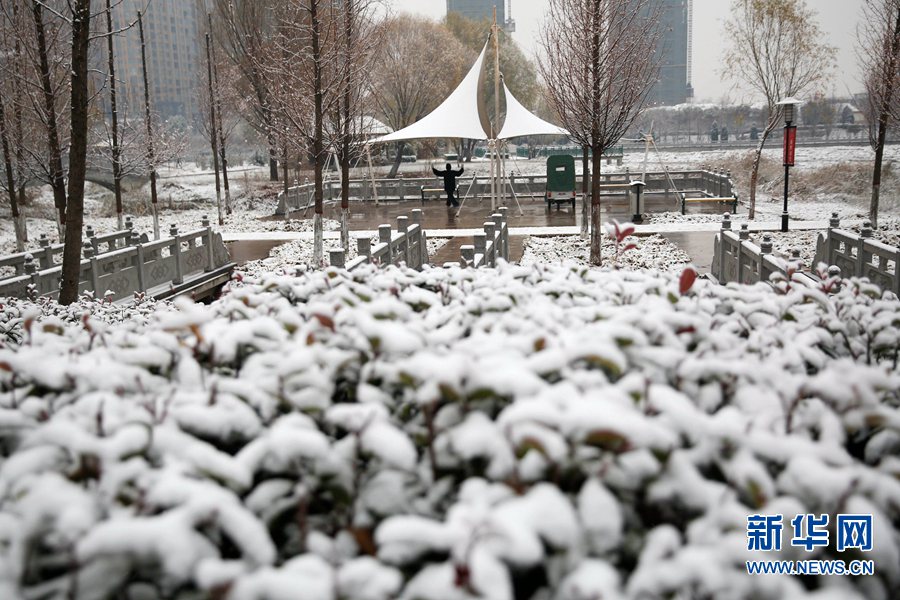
[389,0,865,103]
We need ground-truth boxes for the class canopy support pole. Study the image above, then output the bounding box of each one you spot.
[365,143,380,207]
[649,136,683,211]
[455,174,479,218]
[504,166,525,216]
[500,141,507,207]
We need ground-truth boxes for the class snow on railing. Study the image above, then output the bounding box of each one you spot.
[713,211,900,293]
[0,218,137,281]
[0,216,232,301]
[329,209,429,272]
[458,207,509,268]
[814,214,900,295]
[711,213,829,289]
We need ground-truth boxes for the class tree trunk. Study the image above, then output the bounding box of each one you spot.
[871,118,888,228]
[269,152,279,181]
[581,145,589,238]
[747,125,774,220]
[138,12,160,238]
[205,31,224,227]
[311,0,324,266]
[590,146,602,266]
[870,5,900,229]
[387,142,405,178]
[59,0,92,305]
[282,144,290,199]
[31,1,67,235]
[340,0,353,255]
[12,0,27,243]
[209,17,232,217]
[589,0,602,266]
[105,0,124,230]
[220,144,232,216]
[0,90,24,252]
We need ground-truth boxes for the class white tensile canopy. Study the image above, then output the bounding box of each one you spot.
[372,40,568,144]
[373,43,491,143]
[498,82,569,140]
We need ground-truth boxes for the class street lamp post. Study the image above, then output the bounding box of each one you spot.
[776,97,801,232]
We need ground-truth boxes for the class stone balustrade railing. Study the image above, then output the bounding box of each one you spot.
[711,213,822,287]
[0,217,232,301]
[458,207,509,268]
[328,209,429,271]
[0,217,139,280]
[814,213,899,294]
[710,211,900,294]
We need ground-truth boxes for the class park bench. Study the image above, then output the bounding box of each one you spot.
[420,184,457,205]
[681,195,739,214]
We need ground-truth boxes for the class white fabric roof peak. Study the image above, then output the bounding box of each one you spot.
[497,81,569,140]
[372,41,491,143]
[371,38,569,144]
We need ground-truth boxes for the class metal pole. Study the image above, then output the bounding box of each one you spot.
[782,121,790,232]
[492,9,500,211]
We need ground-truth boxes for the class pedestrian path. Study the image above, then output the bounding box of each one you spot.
[222,218,856,243]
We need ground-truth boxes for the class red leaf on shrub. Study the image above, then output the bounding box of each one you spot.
[313,314,335,332]
[623,243,637,253]
[619,224,635,240]
[679,267,698,295]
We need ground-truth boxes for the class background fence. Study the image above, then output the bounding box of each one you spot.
[276,169,736,215]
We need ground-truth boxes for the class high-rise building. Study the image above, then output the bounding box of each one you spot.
[648,0,693,106]
[447,0,515,32]
[95,0,203,122]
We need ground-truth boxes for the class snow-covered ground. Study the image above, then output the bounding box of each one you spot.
[410,144,900,179]
[239,235,450,277]
[0,264,897,599]
[1,146,897,268]
[521,233,691,271]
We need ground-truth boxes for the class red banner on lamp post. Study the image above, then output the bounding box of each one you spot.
[783,125,797,166]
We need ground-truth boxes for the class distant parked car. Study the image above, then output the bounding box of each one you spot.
[401,154,417,163]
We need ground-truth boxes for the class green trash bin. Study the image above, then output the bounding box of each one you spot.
[545,155,577,211]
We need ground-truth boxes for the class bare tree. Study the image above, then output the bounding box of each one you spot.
[212,0,280,182]
[196,37,242,220]
[0,7,26,251]
[0,1,32,247]
[0,87,24,251]
[859,0,900,227]
[212,33,233,217]
[539,0,661,265]
[137,10,160,239]
[330,0,382,254]
[103,0,124,229]
[58,0,92,305]
[29,0,71,235]
[371,16,471,178]
[268,0,340,264]
[205,27,225,226]
[724,0,836,220]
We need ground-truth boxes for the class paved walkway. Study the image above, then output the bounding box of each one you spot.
[223,219,856,243]
[226,197,861,273]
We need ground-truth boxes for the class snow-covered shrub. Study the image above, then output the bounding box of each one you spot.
[0,263,898,599]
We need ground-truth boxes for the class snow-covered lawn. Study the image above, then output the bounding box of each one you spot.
[0,264,897,599]
[521,233,691,271]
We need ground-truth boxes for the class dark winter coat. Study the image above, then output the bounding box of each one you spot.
[432,164,464,192]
